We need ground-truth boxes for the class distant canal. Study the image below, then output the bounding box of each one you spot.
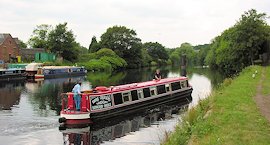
[0,66,224,145]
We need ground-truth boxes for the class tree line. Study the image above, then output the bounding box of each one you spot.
[24,9,270,75]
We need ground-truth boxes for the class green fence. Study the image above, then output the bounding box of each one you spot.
[35,53,56,62]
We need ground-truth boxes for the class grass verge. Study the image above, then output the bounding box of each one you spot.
[163,66,270,145]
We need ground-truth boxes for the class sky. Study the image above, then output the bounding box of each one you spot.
[0,0,269,48]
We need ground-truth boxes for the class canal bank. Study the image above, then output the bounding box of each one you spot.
[164,66,270,145]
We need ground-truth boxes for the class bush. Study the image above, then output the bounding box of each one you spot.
[96,48,117,58]
[78,53,97,62]
[79,59,112,72]
[100,56,127,69]
[150,61,158,66]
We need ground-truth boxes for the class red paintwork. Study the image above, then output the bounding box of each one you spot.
[65,119,92,125]
[61,110,90,115]
[81,94,89,112]
[67,93,75,110]
[34,75,44,79]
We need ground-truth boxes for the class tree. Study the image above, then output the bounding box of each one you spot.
[234,9,269,65]
[18,39,27,48]
[141,47,152,66]
[143,42,169,63]
[47,22,77,61]
[170,43,197,65]
[28,24,52,49]
[195,44,210,66]
[206,9,270,75]
[100,26,143,68]
[88,36,100,53]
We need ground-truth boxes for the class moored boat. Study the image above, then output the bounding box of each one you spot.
[34,66,87,80]
[59,77,193,126]
[25,63,43,78]
[0,68,26,81]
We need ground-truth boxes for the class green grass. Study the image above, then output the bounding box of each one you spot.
[164,66,270,145]
[262,67,270,95]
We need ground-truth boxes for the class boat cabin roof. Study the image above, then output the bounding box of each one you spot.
[84,77,188,95]
[41,66,82,69]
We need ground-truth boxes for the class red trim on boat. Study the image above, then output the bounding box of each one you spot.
[65,119,92,125]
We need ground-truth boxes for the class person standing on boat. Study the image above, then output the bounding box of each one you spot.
[153,69,162,80]
[72,82,82,111]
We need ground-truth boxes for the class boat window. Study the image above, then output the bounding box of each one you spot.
[150,87,157,96]
[181,81,187,88]
[165,84,171,92]
[122,92,131,102]
[137,89,144,99]
[157,85,166,94]
[113,93,123,105]
[143,88,151,98]
[131,90,138,101]
[171,82,181,91]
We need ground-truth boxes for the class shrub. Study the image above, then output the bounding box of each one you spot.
[100,56,127,69]
[150,61,158,66]
[96,48,117,58]
[79,60,112,72]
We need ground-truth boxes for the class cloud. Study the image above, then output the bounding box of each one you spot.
[0,0,269,48]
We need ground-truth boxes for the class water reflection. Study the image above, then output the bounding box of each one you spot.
[27,76,87,116]
[62,98,191,145]
[0,80,24,110]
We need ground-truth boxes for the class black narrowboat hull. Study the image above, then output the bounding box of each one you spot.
[90,88,193,120]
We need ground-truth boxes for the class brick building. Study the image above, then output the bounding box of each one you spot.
[0,33,20,63]
[21,48,45,61]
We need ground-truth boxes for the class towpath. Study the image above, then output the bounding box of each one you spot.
[254,67,270,123]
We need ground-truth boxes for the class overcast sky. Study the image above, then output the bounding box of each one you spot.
[0,0,269,48]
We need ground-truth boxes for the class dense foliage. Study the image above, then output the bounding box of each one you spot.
[99,26,143,68]
[18,39,27,48]
[205,9,270,75]
[88,36,100,53]
[28,23,86,62]
[28,24,52,49]
[143,42,169,65]
[169,43,198,66]
[79,48,127,71]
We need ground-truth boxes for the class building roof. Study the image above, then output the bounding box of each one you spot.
[0,33,20,46]
[0,33,10,45]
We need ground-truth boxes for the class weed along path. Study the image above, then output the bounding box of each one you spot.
[255,67,270,123]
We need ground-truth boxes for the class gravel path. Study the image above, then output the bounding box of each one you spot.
[254,67,270,123]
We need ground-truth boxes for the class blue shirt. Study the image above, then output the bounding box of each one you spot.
[72,84,81,94]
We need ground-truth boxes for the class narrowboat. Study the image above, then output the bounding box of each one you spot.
[59,77,193,126]
[25,63,43,78]
[34,66,87,79]
[0,68,26,81]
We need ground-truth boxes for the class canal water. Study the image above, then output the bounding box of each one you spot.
[0,66,224,145]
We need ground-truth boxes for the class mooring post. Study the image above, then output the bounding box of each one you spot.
[181,54,187,77]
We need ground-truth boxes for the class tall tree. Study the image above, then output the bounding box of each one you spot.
[143,42,169,62]
[100,26,143,68]
[88,36,100,53]
[206,9,270,75]
[171,42,197,65]
[28,24,52,49]
[48,22,77,61]
[18,39,27,48]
